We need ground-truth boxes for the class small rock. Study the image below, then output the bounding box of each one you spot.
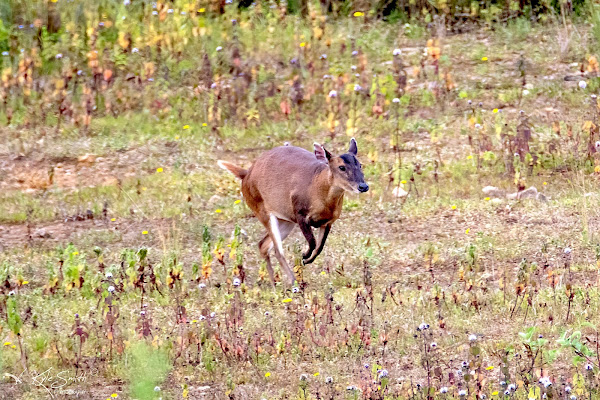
[34,228,51,239]
[482,186,506,198]
[506,186,547,201]
[77,153,97,165]
[392,186,408,198]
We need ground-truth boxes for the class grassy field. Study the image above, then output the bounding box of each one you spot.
[4,0,600,399]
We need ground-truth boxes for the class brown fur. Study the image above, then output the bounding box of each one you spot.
[218,140,367,286]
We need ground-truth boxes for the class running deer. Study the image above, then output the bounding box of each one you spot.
[217,138,369,285]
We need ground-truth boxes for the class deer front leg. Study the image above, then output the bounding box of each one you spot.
[297,215,317,260]
[303,225,331,265]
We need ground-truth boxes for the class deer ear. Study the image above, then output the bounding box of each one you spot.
[348,137,358,155]
[314,143,331,163]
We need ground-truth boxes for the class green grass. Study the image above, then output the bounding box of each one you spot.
[4,1,600,399]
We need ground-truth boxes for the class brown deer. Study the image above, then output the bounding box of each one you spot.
[217,139,369,286]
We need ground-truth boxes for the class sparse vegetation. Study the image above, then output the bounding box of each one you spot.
[4,0,600,399]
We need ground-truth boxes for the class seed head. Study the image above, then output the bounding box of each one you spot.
[393,49,402,56]
[107,286,115,293]
[579,81,587,89]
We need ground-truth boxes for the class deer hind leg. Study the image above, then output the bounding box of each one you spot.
[259,220,295,286]
[258,234,276,286]
[268,214,296,286]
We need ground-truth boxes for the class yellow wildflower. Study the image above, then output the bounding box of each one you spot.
[353,11,364,16]
[156,167,163,173]
[481,56,488,61]
[183,125,190,129]
[142,231,149,235]
[265,372,271,377]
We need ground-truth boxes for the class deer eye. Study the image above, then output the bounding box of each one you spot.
[339,165,346,172]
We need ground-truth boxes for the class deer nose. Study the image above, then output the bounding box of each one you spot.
[358,183,369,193]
